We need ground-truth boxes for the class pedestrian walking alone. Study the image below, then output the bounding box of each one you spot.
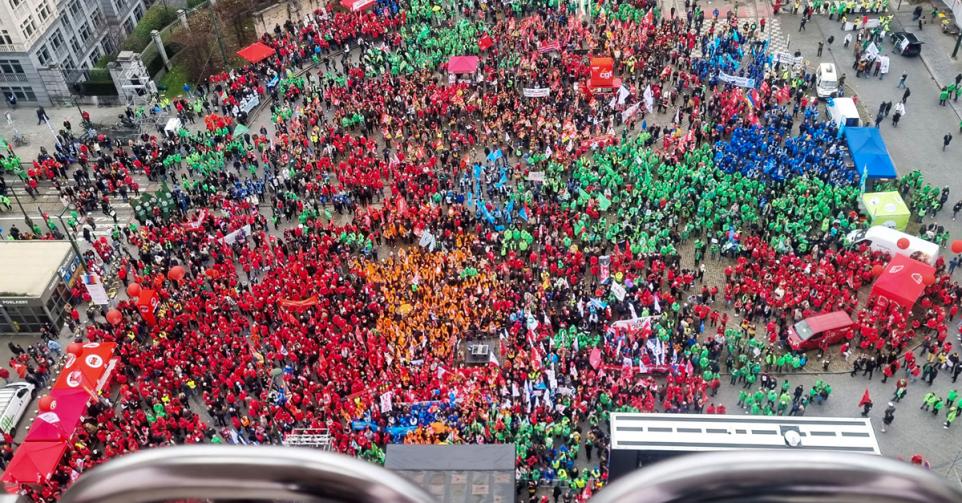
[946,406,959,428]
[898,73,907,88]
[903,87,911,103]
[881,402,896,432]
[944,133,953,151]
[859,388,873,416]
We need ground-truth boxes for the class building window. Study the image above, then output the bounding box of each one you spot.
[88,45,101,64]
[9,0,22,8]
[90,8,104,29]
[133,3,144,20]
[0,60,25,75]
[122,17,134,34]
[38,1,52,21]
[0,30,13,47]
[50,30,64,53]
[20,17,36,38]
[69,0,82,19]
[0,85,37,101]
[36,45,52,66]
[78,23,91,43]
[114,0,126,12]
[69,36,80,54]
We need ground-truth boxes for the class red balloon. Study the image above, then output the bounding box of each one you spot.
[106,308,123,325]
[952,240,962,254]
[871,264,883,277]
[923,273,936,286]
[38,395,56,412]
[167,265,186,282]
[66,342,83,355]
[126,283,142,298]
[897,237,910,250]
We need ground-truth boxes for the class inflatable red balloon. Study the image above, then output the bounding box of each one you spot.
[66,342,83,355]
[871,264,883,277]
[897,238,910,250]
[922,273,936,286]
[126,283,142,298]
[167,265,186,282]
[952,240,962,254]
[106,308,123,325]
[38,395,56,412]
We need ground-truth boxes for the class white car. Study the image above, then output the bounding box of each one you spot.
[0,382,36,434]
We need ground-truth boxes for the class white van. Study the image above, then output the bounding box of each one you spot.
[845,226,940,266]
[0,382,35,434]
[826,97,861,128]
[816,63,839,98]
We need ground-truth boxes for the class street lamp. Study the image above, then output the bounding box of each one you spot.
[57,203,88,273]
[8,186,34,229]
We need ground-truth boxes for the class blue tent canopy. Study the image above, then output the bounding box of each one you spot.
[845,127,897,179]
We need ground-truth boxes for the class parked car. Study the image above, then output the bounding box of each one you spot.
[0,382,36,434]
[786,311,854,352]
[891,32,923,57]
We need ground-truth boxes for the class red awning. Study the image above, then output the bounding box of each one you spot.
[1,441,68,487]
[446,56,479,74]
[236,42,276,64]
[23,390,91,442]
[339,0,375,11]
[52,342,116,392]
[870,254,934,309]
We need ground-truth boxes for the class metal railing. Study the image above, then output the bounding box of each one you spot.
[57,447,962,503]
[60,445,435,503]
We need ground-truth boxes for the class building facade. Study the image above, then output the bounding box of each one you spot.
[0,0,148,105]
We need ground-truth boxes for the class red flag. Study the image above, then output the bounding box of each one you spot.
[858,388,872,406]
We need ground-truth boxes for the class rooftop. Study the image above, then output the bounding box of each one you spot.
[0,241,74,298]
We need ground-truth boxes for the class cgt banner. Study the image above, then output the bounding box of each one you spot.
[523,87,551,98]
[590,57,614,88]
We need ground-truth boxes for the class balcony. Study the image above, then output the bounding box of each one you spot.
[0,44,28,53]
[0,73,29,82]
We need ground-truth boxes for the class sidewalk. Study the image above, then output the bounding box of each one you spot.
[891,1,962,121]
[0,104,127,158]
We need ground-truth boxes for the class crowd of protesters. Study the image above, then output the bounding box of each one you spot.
[0,0,961,501]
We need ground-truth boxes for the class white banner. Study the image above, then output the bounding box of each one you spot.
[527,171,546,182]
[622,103,641,121]
[82,274,110,306]
[523,87,551,98]
[239,94,260,114]
[222,224,252,245]
[718,72,755,88]
[611,282,627,301]
[379,391,393,413]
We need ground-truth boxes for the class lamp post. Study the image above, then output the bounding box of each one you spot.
[9,186,34,229]
[57,203,88,273]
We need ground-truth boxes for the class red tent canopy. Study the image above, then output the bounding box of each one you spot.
[22,413,71,443]
[340,0,375,11]
[870,254,934,309]
[236,42,276,64]
[1,441,67,487]
[24,390,90,442]
[447,56,479,74]
[53,342,116,392]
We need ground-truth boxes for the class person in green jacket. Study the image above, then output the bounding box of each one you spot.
[921,392,937,411]
[946,406,958,429]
